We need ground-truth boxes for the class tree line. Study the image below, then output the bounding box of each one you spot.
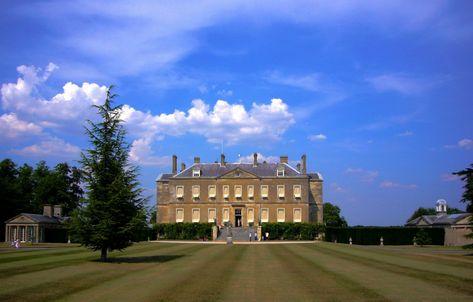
[0,159,83,241]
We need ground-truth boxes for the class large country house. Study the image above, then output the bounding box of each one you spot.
[156,153,323,226]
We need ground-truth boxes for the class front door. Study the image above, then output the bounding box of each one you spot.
[235,209,242,227]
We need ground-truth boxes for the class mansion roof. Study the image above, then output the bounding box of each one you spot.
[158,162,323,180]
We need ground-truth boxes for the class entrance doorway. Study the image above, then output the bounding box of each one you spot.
[235,209,242,227]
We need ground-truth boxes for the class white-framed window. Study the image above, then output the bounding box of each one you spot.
[223,185,230,199]
[192,208,200,223]
[293,185,302,199]
[192,185,200,199]
[176,208,184,223]
[223,208,230,222]
[208,208,217,223]
[247,208,254,223]
[261,208,269,223]
[176,186,184,199]
[277,208,285,222]
[293,208,302,222]
[247,185,254,199]
[235,185,242,198]
[277,185,285,198]
[261,185,269,199]
[208,185,216,199]
[277,166,285,177]
[193,169,201,177]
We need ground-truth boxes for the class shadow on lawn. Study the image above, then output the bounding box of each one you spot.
[96,254,185,264]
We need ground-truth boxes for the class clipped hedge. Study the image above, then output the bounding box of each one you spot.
[325,227,445,245]
[262,223,325,240]
[154,223,213,240]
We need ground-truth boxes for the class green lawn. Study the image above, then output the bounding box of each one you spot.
[1,242,472,302]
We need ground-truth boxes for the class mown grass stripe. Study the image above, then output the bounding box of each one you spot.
[276,244,388,301]
[1,243,210,302]
[307,243,473,296]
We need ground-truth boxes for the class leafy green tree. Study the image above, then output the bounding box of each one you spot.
[69,86,146,261]
[407,206,464,222]
[323,202,348,227]
[0,159,20,241]
[453,163,473,247]
[414,228,432,247]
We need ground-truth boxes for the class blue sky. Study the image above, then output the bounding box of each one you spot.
[1,1,472,226]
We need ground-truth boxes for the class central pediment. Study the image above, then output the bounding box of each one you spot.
[218,167,260,179]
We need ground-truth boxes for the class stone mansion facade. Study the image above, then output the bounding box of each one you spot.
[156,153,323,226]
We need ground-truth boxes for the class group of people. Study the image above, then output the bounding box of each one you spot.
[249,231,270,242]
[10,239,21,248]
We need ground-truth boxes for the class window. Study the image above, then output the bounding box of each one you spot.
[235,185,242,198]
[192,208,200,223]
[192,185,200,199]
[293,185,302,199]
[208,208,216,223]
[277,185,285,198]
[208,185,216,199]
[261,185,269,199]
[277,166,285,176]
[176,208,184,222]
[223,208,230,222]
[293,208,302,222]
[247,208,254,223]
[277,208,285,222]
[261,208,269,222]
[223,185,230,199]
[176,186,184,199]
[247,185,254,199]
[193,169,201,177]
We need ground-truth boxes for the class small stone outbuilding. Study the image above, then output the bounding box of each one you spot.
[405,199,472,246]
[4,205,69,243]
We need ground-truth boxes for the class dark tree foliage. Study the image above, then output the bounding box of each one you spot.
[323,202,348,227]
[453,163,473,247]
[407,206,464,222]
[415,228,432,247]
[69,86,146,262]
[453,164,473,213]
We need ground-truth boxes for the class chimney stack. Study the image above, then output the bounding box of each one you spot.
[280,156,288,164]
[253,152,258,167]
[181,162,186,172]
[220,154,225,166]
[194,156,200,164]
[296,163,301,172]
[53,205,63,217]
[172,155,177,174]
[43,204,53,217]
[301,154,307,175]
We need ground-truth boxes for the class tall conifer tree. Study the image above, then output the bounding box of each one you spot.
[70,86,146,261]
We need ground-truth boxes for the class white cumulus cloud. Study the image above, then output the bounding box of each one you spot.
[308,134,327,141]
[379,180,417,189]
[345,168,379,182]
[11,137,81,159]
[0,113,42,139]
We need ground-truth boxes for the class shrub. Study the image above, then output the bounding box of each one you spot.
[154,223,213,240]
[325,226,444,245]
[262,223,325,240]
[415,228,432,246]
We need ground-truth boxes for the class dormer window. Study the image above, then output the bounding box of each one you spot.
[277,166,285,177]
[193,169,201,177]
